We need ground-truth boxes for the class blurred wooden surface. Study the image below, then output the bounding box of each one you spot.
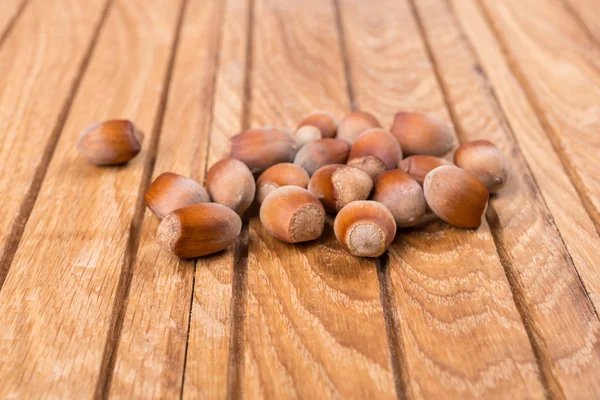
[0,0,599,398]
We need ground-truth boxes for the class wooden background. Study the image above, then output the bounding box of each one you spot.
[0,0,599,398]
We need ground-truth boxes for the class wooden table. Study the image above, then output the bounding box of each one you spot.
[1,0,599,398]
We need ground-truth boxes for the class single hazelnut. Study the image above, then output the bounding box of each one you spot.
[256,163,310,204]
[260,186,325,243]
[157,203,242,259]
[205,158,256,216]
[347,128,403,178]
[371,169,426,227]
[423,165,489,229]
[294,138,350,175]
[334,201,396,257]
[77,119,143,165]
[293,125,322,148]
[228,126,297,174]
[390,112,456,157]
[454,140,508,193]
[307,164,373,213]
[337,110,381,144]
[297,110,338,138]
[145,172,210,219]
[398,155,454,185]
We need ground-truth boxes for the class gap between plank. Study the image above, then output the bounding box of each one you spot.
[225,1,255,395]
[409,0,586,396]
[477,0,600,237]
[0,0,114,292]
[94,1,189,398]
[443,0,600,322]
[332,0,356,111]
[0,0,31,50]
[178,0,229,396]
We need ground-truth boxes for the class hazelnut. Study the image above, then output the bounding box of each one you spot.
[294,138,350,175]
[228,126,297,173]
[423,165,489,229]
[334,201,396,257]
[205,158,256,216]
[256,163,310,204]
[157,203,242,259]
[347,128,403,178]
[293,125,322,148]
[454,140,508,193]
[77,119,143,165]
[145,172,210,219]
[307,164,373,213]
[260,186,325,243]
[390,112,456,156]
[337,110,381,144]
[398,155,454,185]
[297,110,338,138]
[372,170,426,227]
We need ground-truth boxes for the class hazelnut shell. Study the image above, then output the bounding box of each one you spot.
[337,111,381,144]
[294,138,350,175]
[347,128,403,178]
[293,125,322,148]
[260,186,325,243]
[423,165,489,229]
[372,169,426,227]
[297,110,338,138]
[398,155,454,185]
[256,163,310,204]
[454,140,508,193]
[307,164,373,213]
[205,158,256,216]
[334,201,396,257]
[145,172,210,219]
[77,119,143,165]
[228,126,297,174]
[390,112,456,157]
[157,203,242,259]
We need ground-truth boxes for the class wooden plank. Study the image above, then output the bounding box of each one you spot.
[241,0,397,397]
[452,0,600,314]
[0,0,109,285]
[565,0,600,42]
[415,0,600,397]
[338,0,545,397]
[182,0,251,398]
[480,0,600,234]
[107,0,225,398]
[0,0,182,397]
[0,0,27,44]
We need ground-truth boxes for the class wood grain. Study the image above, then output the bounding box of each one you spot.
[480,0,600,235]
[182,0,251,398]
[416,0,600,397]
[0,0,27,44]
[339,0,545,397]
[452,0,600,314]
[565,0,600,43]
[0,0,109,286]
[241,0,397,397]
[0,0,181,397]
[107,0,224,398]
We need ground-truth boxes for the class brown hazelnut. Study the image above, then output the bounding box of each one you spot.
[372,169,426,227]
[454,140,508,193]
[260,186,325,243]
[228,126,297,173]
[157,203,242,259]
[390,112,456,156]
[77,119,143,165]
[398,155,454,185]
[205,158,255,216]
[347,128,403,178]
[294,138,350,175]
[145,172,210,219]
[293,125,322,148]
[297,110,338,138]
[307,164,373,213]
[423,165,489,229]
[336,110,381,144]
[334,201,396,257]
[255,163,310,204]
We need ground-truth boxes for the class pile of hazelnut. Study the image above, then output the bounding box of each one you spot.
[77,110,508,259]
